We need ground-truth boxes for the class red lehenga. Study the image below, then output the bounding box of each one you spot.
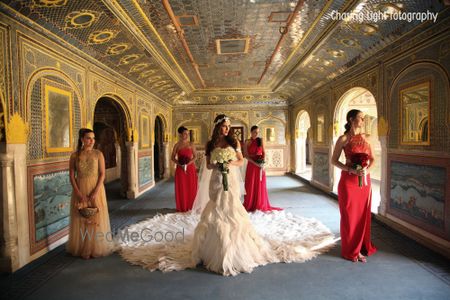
[175,147,198,212]
[338,134,377,261]
[243,139,281,212]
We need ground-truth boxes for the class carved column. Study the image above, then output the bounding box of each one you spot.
[0,152,18,272]
[378,136,388,215]
[126,141,138,199]
[162,142,170,179]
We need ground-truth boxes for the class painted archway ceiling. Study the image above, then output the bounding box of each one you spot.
[0,0,447,105]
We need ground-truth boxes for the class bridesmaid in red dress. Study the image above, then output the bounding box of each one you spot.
[171,126,198,212]
[243,125,281,212]
[331,109,377,262]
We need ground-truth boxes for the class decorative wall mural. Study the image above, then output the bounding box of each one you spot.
[28,163,72,254]
[139,155,153,188]
[313,151,329,187]
[388,158,448,239]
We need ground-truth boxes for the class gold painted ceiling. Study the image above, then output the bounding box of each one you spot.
[0,0,447,105]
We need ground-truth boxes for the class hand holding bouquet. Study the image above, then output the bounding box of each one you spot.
[350,153,369,187]
[255,155,265,181]
[178,157,190,173]
[210,148,237,191]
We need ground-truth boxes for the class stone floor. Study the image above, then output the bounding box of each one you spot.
[1,176,449,300]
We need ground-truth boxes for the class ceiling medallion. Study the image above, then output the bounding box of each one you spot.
[352,23,378,36]
[119,54,141,65]
[260,95,270,100]
[65,10,100,29]
[146,75,162,84]
[327,49,345,58]
[339,38,359,47]
[376,3,403,16]
[33,0,67,7]
[208,96,219,103]
[225,95,237,102]
[139,69,156,78]
[268,11,293,23]
[106,43,130,56]
[88,30,118,44]
[176,15,199,26]
[216,38,250,55]
[129,63,150,73]
[153,81,169,88]
[193,96,201,102]
[243,95,254,102]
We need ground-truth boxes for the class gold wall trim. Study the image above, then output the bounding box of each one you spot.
[6,113,28,144]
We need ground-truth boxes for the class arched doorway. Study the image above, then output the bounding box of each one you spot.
[153,115,165,181]
[333,88,381,213]
[94,97,129,197]
[295,110,312,180]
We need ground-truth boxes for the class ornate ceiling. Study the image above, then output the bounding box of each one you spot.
[0,0,447,105]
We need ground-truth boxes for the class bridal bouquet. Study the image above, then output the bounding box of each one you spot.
[351,153,369,187]
[255,154,265,181]
[210,147,237,191]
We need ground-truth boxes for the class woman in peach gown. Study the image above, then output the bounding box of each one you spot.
[67,128,113,259]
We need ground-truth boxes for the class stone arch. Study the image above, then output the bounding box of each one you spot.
[332,87,382,213]
[294,110,312,179]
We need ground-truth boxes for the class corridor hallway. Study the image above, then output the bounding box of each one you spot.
[2,177,449,300]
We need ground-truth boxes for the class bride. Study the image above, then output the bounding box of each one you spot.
[119,114,335,276]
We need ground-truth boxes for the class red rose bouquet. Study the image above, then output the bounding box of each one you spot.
[178,157,190,173]
[350,153,369,187]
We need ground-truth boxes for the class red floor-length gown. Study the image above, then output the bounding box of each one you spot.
[338,134,377,260]
[175,147,198,212]
[243,139,281,212]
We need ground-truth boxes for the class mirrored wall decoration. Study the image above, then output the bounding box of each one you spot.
[400,81,430,145]
[265,127,276,142]
[141,115,150,148]
[44,83,73,153]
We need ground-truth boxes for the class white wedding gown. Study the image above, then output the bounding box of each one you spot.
[119,147,335,276]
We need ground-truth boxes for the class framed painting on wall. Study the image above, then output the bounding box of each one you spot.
[28,162,72,254]
[44,82,73,153]
[387,154,449,240]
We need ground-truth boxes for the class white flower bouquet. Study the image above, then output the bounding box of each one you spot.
[210,147,237,191]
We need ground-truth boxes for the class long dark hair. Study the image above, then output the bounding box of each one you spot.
[77,128,94,155]
[344,109,362,134]
[206,114,238,156]
[250,125,262,147]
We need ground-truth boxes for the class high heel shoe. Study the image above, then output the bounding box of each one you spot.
[357,254,367,263]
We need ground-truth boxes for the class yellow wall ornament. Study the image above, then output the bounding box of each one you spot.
[6,113,29,144]
[128,127,138,142]
[378,116,389,136]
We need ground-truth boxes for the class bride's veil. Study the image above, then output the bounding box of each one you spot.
[191,157,212,214]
